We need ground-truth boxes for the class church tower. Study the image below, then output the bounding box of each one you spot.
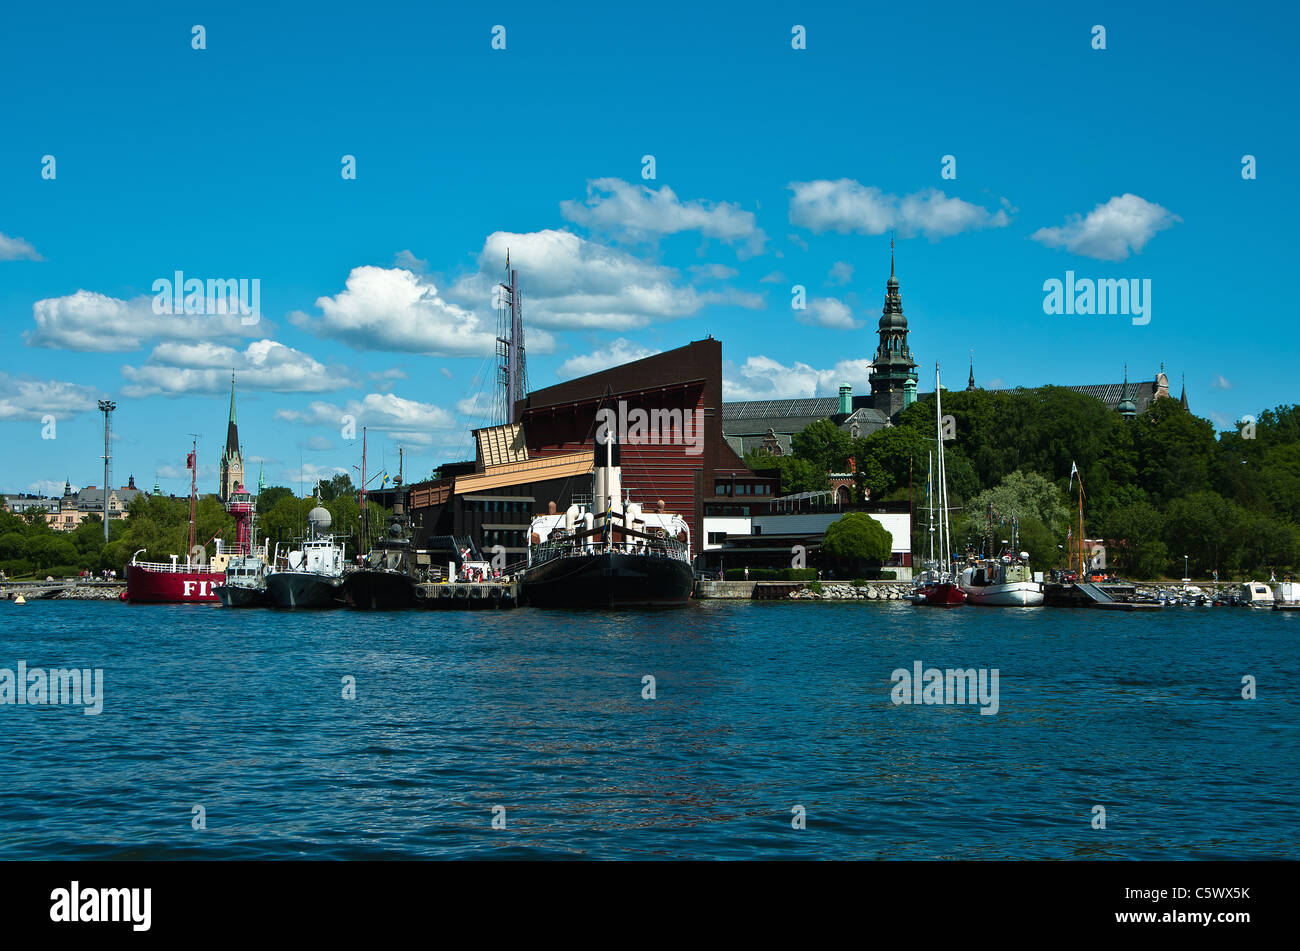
[219,374,245,502]
[868,241,919,419]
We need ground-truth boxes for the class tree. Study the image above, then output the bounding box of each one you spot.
[821,512,892,571]
[966,470,1070,539]
[791,419,851,474]
[853,426,930,500]
[1103,501,1169,579]
[1162,491,1242,576]
[316,473,356,503]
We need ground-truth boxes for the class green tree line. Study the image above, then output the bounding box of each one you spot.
[746,387,1300,579]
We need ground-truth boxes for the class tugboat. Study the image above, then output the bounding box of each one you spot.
[214,483,270,607]
[345,449,418,610]
[265,505,348,609]
[521,430,694,608]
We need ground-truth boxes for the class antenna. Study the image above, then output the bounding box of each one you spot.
[97,400,116,542]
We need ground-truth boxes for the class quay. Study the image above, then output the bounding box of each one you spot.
[413,579,521,608]
[2,580,125,601]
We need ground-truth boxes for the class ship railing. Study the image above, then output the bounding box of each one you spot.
[528,535,690,567]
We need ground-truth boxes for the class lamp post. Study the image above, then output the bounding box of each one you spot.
[97,400,116,542]
[1183,554,1190,584]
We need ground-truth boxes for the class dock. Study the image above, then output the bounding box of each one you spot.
[1043,581,1162,610]
[413,580,521,608]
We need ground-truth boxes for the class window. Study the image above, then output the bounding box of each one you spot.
[707,531,728,545]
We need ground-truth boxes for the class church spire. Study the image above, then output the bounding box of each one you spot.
[967,351,976,391]
[219,373,244,502]
[1180,373,1189,410]
[869,241,917,419]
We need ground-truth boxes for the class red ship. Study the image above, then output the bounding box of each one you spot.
[123,557,224,603]
[123,382,252,605]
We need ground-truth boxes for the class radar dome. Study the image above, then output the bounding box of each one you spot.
[308,506,332,532]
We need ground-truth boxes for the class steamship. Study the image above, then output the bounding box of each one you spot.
[521,433,694,608]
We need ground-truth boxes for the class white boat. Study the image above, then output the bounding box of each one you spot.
[959,552,1045,606]
[1273,580,1300,606]
[1241,581,1274,608]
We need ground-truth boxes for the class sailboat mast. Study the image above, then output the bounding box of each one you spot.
[927,450,935,563]
[934,364,949,575]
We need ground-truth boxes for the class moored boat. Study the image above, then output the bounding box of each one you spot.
[265,506,347,609]
[960,553,1045,606]
[521,429,693,608]
[344,441,418,609]
[124,437,222,604]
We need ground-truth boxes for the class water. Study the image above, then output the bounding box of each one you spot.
[1,600,1296,859]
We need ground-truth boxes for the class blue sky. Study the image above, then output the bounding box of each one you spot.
[2,1,1296,497]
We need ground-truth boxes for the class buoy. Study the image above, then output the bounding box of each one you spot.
[14,595,26,605]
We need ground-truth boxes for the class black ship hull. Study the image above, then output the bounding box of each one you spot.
[522,552,693,608]
[266,572,345,609]
[345,570,417,610]
[215,584,268,608]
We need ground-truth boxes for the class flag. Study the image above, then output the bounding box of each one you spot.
[186,451,195,470]
[1067,525,1072,542]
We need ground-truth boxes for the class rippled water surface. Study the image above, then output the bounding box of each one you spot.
[1,600,1296,859]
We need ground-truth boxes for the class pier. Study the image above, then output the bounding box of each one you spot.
[2,580,125,601]
[413,580,521,608]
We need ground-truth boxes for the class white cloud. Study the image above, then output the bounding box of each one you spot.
[293,266,498,357]
[302,436,334,451]
[449,229,762,332]
[1031,194,1180,261]
[0,231,42,261]
[760,271,787,284]
[25,290,257,352]
[723,355,873,401]
[788,180,1010,239]
[369,366,408,382]
[275,392,456,434]
[120,339,348,397]
[796,297,860,330]
[1211,375,1231,390]
[27,480,67,497]
[828,261,853,285]
[560,178,766,254]
[281,462,350,486]
[456,392,494,418]
[556,339,663,380]
[393,249,428,272]
[0,374,100,421]
[688,263,739,280]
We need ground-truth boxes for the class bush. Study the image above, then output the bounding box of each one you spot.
[807,581,823,594]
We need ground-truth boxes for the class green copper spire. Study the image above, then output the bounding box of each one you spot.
[257,463,266,493]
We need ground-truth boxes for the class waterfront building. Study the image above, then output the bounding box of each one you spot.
[407,338,778,563]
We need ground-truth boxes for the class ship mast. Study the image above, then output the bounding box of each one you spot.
[187,435,198,560]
